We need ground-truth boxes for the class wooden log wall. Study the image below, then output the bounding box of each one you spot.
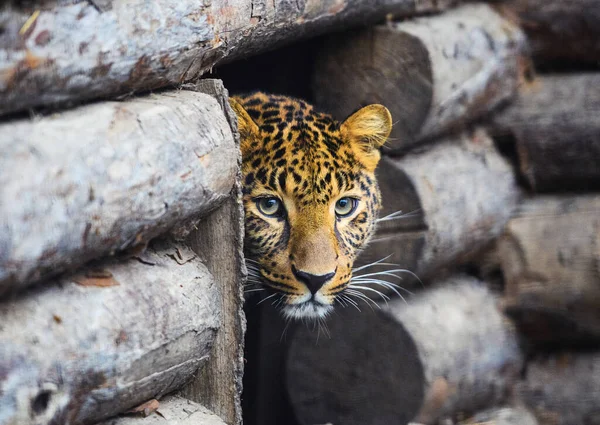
[2,0,600,424]
[276,1,600,425]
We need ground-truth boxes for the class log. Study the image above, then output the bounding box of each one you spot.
[0,238,221,425]
[313,4,527,152]
[492,0,600,65]
[98,396,227,425]
[0,0,461,116]
[458,407,538,425]
[356,129,520,287]
[496,195,600,348]
[0,82,237,294]
[489,74,600,192]
[516,353,600,425]
[286,277,523,425]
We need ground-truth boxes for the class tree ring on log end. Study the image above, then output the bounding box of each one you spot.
[286,307,424,425]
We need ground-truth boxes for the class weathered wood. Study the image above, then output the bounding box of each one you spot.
[0,238,221,425]
[0,85,237,294]
[489,74,600,192]
[492,0,600,65]
[458,407,538,425]
[356,129,520,287]
[99,396,227,425]
[516,353,600,425]
[0,0,461,116]
[496,195,600,347]
[286,277,523,425]
[176,79,246,425]
[313,4,527,152]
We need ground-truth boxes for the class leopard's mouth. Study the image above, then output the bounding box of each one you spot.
[282,300,333,320]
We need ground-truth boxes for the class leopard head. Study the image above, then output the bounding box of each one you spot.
[231,93,392,319]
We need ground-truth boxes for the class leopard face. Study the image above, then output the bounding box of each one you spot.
[231,93,391,320]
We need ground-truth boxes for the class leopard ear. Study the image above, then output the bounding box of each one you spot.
[340,104,392,170]
[229,98,259,156]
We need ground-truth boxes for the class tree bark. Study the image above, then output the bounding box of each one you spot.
[286,277,523,425]
[313,4,527,152]
[0,0,460,116]
[492,0,600,65]
[356,129,520,287]
[489,74,600,192]
[496,195,600,348]
[0,238,221,425]
[516,353,600,425]
[458,407,538,425]
[98,396,227,425]
[0,82,237,294]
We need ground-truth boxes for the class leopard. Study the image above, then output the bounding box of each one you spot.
[230,92,392,320]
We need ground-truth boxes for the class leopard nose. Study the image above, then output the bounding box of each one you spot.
[292,266,335,295]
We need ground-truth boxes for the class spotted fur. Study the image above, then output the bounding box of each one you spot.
[230,93,392,319]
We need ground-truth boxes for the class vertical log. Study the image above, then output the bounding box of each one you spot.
[178,80,246,425]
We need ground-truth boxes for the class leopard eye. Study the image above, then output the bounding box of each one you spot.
[256,197,282,217]
[335,197,358,217]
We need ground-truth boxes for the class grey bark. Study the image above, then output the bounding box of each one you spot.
[357,129,520,287]
[489,73,600,192]
[496,195,600,347]
[313,4,527,152]
[0,0,461,116]
[0,84,237,294]
[98,396,227,425]
[458,407,538,425]
[0,239,221,425]
[178,80,246,425]
[492,0,600,65]
[286,277,523,425]
[516,354,600,425]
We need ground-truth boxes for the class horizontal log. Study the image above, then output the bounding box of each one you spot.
[489,74,600,192]
[313,4,526,152]
[492,0,600,65]
[286,277,523,425]
[99,396,226,425]
[516,353,600,425]
[0,239,221,425]
[458,407,538,425]
[0,83,237,293]
[356,129,520,287]
[497,195,600,347]
[0,0,460,116]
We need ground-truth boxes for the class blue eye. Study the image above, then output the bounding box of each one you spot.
[335,197,358,217]
[256,197,282,217]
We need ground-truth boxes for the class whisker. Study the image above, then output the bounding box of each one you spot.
[345,289,380,309]
[257,293,278,305]
[352,255,395,272]
[346,284,390,302]
[376,208,421,223]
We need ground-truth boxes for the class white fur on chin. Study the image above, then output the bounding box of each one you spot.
[282,302,333,320]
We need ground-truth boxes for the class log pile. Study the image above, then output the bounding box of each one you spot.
[0,79,246,425]
[278,2,600,425]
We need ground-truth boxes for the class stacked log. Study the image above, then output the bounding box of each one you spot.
[0,0,460,116]
[286,278,523,425]
[0,80,246,425]
[313,4,528,152]
[359,129,520,285]
[0,239,221,425]
[0,86,237,293]
[489,74,600,192]
[490,0,600,65]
